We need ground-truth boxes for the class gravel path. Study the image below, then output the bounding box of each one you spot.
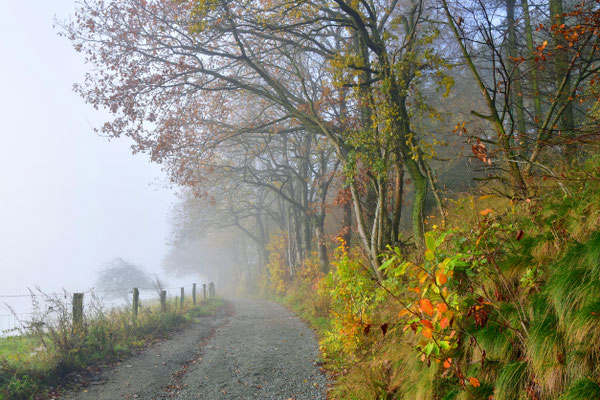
[63,299,327,400]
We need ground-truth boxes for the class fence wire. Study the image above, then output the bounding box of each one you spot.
[0,282,210,338]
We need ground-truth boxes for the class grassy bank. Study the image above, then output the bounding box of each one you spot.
[269,158,600,399]
[0,297,223,400]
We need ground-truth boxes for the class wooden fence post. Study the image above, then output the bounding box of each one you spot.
[203,283,207,300]
[209,282,215,297]
[132,288,139,319]
[192,283,197,305]
[180,287,185,308]
[72,293,84,331]
[160,290,167,312]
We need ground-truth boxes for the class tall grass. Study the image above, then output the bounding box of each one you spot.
[0,294,223,400]
[273,156,600,399]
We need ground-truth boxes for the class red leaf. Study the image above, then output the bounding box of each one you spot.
[516,229,524,241]
[380,323,389,336]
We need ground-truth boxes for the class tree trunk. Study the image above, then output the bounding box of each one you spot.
[506,0,528,154]
[405,158,427,252]
[441,0,528,199]
[422,160,445,225]
[521,0,543,129]
[342,199,352,249]
[549,0,575,158]
[315,215,329,273]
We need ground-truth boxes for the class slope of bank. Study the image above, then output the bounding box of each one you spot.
[273,158,600,399]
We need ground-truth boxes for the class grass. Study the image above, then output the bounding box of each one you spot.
[268,155,600,399]
[0,337,44,365]
[0,297,223,400]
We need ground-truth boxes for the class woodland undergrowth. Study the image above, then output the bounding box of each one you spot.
[267,157,600,400]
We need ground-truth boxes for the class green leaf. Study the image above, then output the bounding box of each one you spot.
[424,342,434,355]
[435,231,450,247]
[425,232,437,252]
[425,250,435,261]
[378,257,395,271]
[439,340,450,351]
[396,261,410,276]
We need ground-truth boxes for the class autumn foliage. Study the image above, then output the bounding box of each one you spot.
[60,0,600,398]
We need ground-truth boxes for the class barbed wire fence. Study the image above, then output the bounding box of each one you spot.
[0,282,216,338]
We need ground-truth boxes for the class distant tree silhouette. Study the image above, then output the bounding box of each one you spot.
[95,258,154,305]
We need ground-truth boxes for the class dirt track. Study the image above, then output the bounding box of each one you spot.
[63,299,327,400]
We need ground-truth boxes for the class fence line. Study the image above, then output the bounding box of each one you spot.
[0,282,217,338]
[0,283,205,298]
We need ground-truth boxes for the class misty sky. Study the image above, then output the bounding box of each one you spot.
[0,1,178,297]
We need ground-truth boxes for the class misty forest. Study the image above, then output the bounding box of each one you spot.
[1,0,600,398]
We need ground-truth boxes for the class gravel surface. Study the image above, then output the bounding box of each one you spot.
[172,299,327,400]
[62,299,327,400]
[62,305,231,400]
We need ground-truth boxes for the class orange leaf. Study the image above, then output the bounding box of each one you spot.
[398,309,410,317]
[437,303,448,313]
[443,358,452,368]
[422,327,433,338]
[480,209,494,216]
[440,317,450,329]
[437,272,448,285]
[421,319,433,329]
[420,298,434,316]
[469,377,480,387]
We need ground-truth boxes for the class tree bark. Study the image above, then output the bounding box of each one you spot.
[391,162,404,244]
[549,0,575,158]
[521,0,543,130]
[506,0,528,154]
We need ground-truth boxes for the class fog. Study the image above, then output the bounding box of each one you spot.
[0,1,192,316]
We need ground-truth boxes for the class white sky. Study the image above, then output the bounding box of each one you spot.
[0,0,179,297]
